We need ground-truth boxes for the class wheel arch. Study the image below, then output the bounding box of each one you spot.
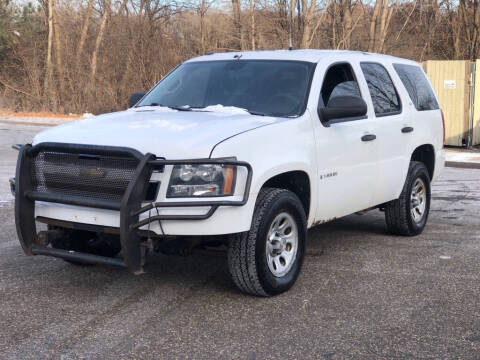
[259,170,312,220]
[411,144,435,180]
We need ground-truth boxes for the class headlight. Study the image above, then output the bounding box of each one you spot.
[167,164,236,198]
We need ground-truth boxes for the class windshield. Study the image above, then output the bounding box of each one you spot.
[137,60,315,117]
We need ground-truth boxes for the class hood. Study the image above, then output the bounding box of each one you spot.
[33,106,281,158]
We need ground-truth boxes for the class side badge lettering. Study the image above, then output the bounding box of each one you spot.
[320,171,338,180]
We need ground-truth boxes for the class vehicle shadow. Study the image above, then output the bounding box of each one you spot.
[135,212,391,293]
[59,211,388,294]
[2,210,392,296]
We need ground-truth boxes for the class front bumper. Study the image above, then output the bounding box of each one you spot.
[13,142,252,274]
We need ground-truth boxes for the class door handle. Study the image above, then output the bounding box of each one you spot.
[401,126,414,133]
[361,134,376,142]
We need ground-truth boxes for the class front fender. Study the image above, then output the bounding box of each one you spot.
[210,114,318,227]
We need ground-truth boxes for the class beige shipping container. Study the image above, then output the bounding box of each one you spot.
[424,60,471,147]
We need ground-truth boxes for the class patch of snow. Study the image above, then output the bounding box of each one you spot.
[439,255,451,260]
[201,104,250,115]
[0,199,13,208]
[82,113,95,118]
[445,149,480,164]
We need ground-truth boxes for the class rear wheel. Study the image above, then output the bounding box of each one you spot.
[228,188,307,296]
[385,161,431,236]
[50,227,121,265]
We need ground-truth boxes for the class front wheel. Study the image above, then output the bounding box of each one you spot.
[385,161,431,236]
[228,188,307,296]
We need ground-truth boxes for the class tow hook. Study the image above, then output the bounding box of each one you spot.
[36,229,64,246]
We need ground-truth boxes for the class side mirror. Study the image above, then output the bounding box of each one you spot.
[319,95,367,124]
[129,92,145,108]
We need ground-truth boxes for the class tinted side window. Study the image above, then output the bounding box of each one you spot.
[330,81,361,99]
[320,63,361,107]
[393,64,439,111]
[360,63,401,116]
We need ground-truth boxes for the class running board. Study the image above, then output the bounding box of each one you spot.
[31,245,126,268]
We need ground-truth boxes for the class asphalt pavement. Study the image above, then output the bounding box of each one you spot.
[0,122,479,359]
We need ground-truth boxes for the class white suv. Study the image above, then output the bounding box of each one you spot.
[12,50,445,296]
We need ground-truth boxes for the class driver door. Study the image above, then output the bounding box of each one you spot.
[312,61,380,221]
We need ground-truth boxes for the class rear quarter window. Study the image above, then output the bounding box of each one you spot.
[393,64,439,111]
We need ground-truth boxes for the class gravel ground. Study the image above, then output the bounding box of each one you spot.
[0,122,479,359]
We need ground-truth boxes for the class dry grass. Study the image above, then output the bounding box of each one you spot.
[0,110,82,119]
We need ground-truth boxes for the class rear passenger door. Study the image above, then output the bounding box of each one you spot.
[359,62,410,205]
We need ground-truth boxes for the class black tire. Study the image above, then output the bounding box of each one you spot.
[385,161,431,236]
[50,227,121,265]
[227,188,307,296]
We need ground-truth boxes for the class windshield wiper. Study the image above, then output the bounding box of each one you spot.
[137,103,193,111]
[166,105,213,112]
[246,110,268,116]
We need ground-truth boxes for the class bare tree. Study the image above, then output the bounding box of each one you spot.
[249,0,256,50]
[201,0,208,53]
[378,0,395,52]
[232,0,244,50]
[53,8,65,98]
[2,0,478,115]
[193,0,214,54]
[290,0,296,47]
[368,0,381,51]
[44,0,54,99]
[75,0,94,71]
[458,0,480,60]
[331,0,361,49]
[90,0,111,87]
[299,0,317,48]
[340,0,352,48]
[304,0,331,48]
[368,0,395,53]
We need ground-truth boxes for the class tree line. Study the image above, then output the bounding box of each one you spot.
[0,0,479,114]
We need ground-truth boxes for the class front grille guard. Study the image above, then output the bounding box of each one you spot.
[14,142,252,274]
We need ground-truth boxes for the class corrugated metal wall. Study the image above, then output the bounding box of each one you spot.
[424,60,470,147]
[474,60,480,146]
